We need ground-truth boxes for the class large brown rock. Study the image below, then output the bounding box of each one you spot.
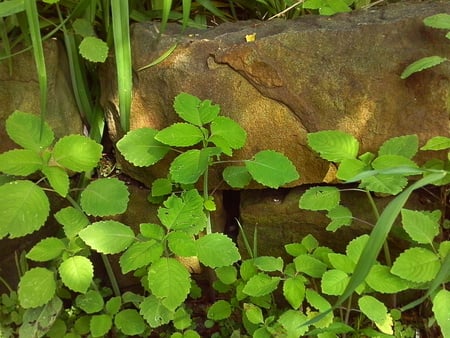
[0,40,83,152]
[101,1,450,188]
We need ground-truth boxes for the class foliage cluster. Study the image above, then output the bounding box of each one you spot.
[0,93,449,337]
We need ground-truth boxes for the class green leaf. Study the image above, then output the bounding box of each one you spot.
[278,310,309,338]
[401,56,447,79]
[79,36,108,63]
[245,150,299,188]
[294,254,327,278]
[42,166,69,197]
[321,270,349,296]
[366,265,410,294]
[173,307,192,331]
[19,297,63,338]
[26,237,66,262]
[53,135,102,172]
[244,303,264,324]
[358,295,393,335]
[90,314,112,337]
[140,223,165,240]
[207,300,231,320]
[359,174,407,195]
[253,256,284,272]
[421,136,450,151]
[18,268,55,308]
[424,13,450,29]
[215,266,237,285]
[283,276,306,309]
[72,18,95,37]
[0,149,42,176]
[0,180,50,239]
[328,253,355,274]
[169,149,209,184]
[117,128,170,167]
[139,295,173,328]
[81,178,129,216]
[391,247,441,283]
[105,297,122,315]
[59,256,93,293]
[345,235,369,264]
[157,189,206,233]
[55,207,89,238]
[307,130,359,162]
[299,186,340,211]
[378,135,419,159]
[167,231,197,256]
[337,158,368,181]
[305,289,333,328]
[401,209,439,244]
[173,93,220,126]
[148,258,191,311]
[372,155,418,171]
[75,290,104,314]
[222,165,252,188]
[5,111,54,152]
[151,178,172,196]
[155,123,204,147]
[79,220,135,254]
[114,309,145,336]
[242,273,280,297]
[196,233,241,268]
[326,205,352,231]
[119,240,163,274]
[302,234,319,252]
[432,289,450,337]
[209,116,247,153]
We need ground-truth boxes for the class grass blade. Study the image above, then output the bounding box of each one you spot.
[160,0,173,33]
[111,0,132,132]
[181,0,192,30]
[137,43,177,72]
[24,0,47,139]
[0,0,24,17]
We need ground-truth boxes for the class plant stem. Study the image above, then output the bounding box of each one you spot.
[100,254,121,297]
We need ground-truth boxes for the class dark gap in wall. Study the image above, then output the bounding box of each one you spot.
[222,190,241,242]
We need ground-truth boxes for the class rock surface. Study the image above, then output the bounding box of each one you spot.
[0,39,83,152]
[101,1,450,188]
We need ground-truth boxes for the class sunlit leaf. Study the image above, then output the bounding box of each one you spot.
[401,56,447,79]
[18,268,55,308]
[59,256,93,293]
[307,130,359,162]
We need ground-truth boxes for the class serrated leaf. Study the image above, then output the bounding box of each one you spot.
[0,180,50,239]
[196,233,240,268]
[90,314,112,337]
[155,123,203,146]
[72,18,95,37]
[139,295,173,328]
[346,235,369,264]
[366,265,410,294]
[433,289,450,337]
[18,268,56,308]
[245,150,299,188]
[42,166,69,197]
[114,309,145,335]
[209,116,247,152]
[253,256,284,272]
[79,221,135,254]
[117,128,170,167]
[283,276,306,309]
[391,247,440,283]
[424,13,450,29]
[173,93,220,126]
[53,135,102,172]
[140,223,165,240]
[299,186,340,211]
[169,149,209,184]
[359,174,407,195]
[222,165,252,188]
[337,158,368,181]
[105,297,122,315]
[207,300,231,320]
[242,273,280,297]
[167,231,197,256]
[79,36,108,63]
[321,270,349,296]
[294,254,327,278]
[120,240,163,274]
[401,56,447,79]
[75,290,104,314]
[328,253,355,273]
[59,256,93,293]
[5,111,54,152]
[0,149,42,175]
[215,266,237,285]
[55,207,89,238]
[26,237,66,262]
[378,135,419,159]
[326,205,352,231]
[421,136,450,151]
[278,310,309,338]
[19,296,62,338]
[81,178,129,216]
[148,258,191,311]
[372,155,418,171]
[151,178,172,196]
[307,130,359,162]
[359,295,393,335]
[401,209,439,244]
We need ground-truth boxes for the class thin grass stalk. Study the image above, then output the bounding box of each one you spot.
[0,17,13,75]
[24,0,47,139]
[181,0,192,30]
[160,0,173,33]
[111,0,132,132]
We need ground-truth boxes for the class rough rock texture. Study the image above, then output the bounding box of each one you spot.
[101,1,450,188]
[0,39,83,152]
